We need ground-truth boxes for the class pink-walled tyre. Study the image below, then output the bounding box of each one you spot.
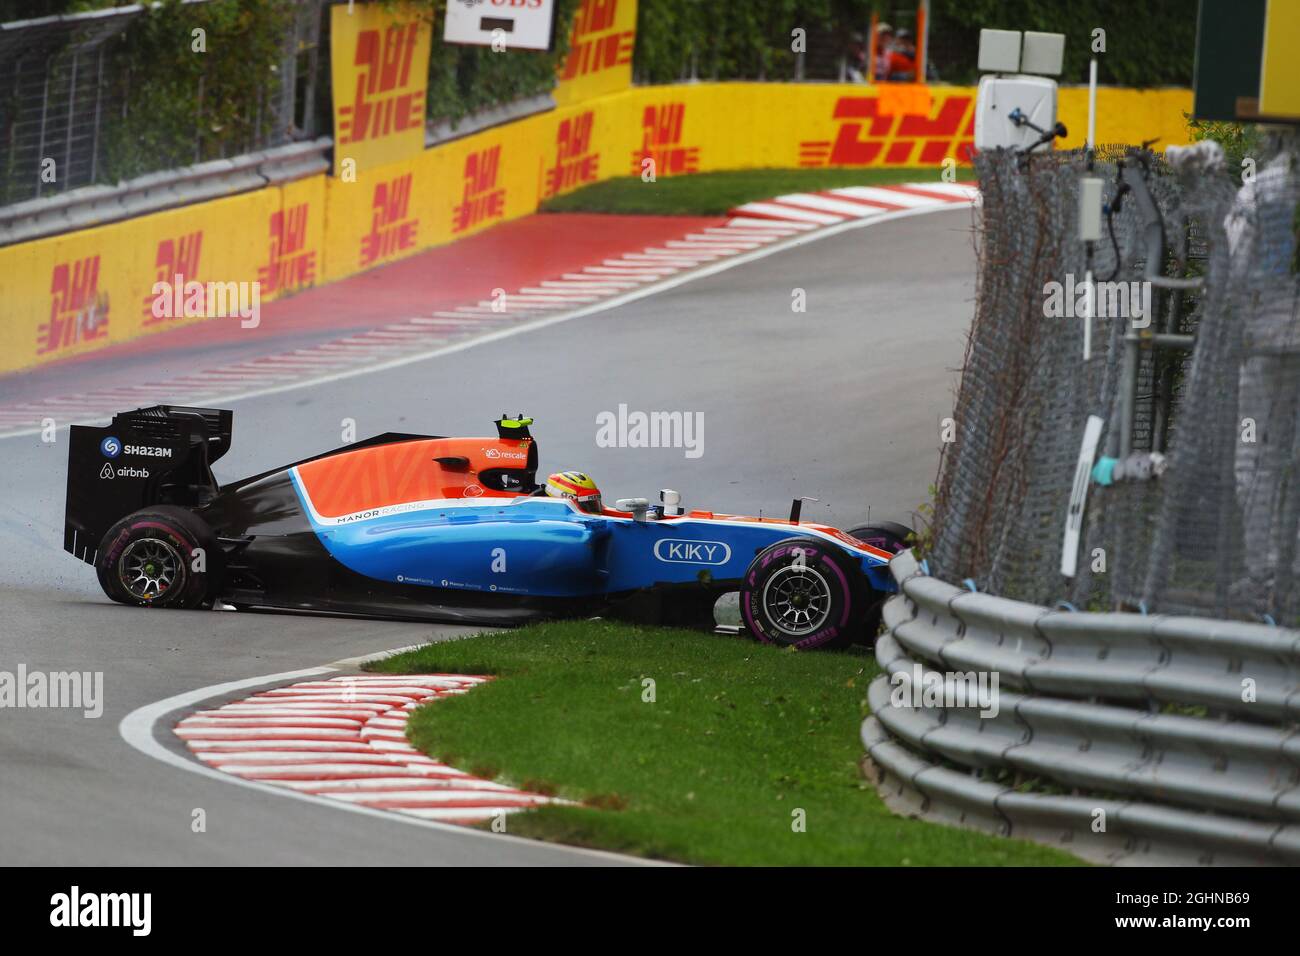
[95,506,222,609]
[740,538,868,650]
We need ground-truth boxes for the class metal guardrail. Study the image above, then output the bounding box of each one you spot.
[0,90,559,248]
[862,550,1300,865]
[426,93,556,148]
[0,137,332,247]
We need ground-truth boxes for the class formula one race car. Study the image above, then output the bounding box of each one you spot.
[64,406,913,649]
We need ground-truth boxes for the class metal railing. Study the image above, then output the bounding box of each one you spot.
[930,143,1300,628]
[0,5,142,203]
[0,135,331,246]
[0,83,559,247]
[862,550,1300,865]
[0,1,320,208]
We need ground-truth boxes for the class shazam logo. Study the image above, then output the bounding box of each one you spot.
[100,436,121,459]
[99,463,115,480]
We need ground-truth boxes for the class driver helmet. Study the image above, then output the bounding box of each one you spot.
[545,471,603,514]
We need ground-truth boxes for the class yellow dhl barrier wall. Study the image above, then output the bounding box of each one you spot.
[0,82,1192,375]
[553,0,636,108]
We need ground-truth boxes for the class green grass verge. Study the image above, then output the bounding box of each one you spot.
[538,166,973,216]
[368,620,1077,866]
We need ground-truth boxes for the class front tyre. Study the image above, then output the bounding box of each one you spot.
[95,506,223,609]
[846,520,916,644]
[740,538,867,650]
[846,521,914,555]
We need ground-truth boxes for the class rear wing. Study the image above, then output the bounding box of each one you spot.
[64,405,233,565]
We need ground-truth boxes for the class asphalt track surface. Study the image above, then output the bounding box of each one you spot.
[0,207,974,865]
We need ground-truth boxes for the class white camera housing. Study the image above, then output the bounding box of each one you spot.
[977,29,1022,72]
[974,74,1059,151]
[1020,31,1065,76]
[974,29,1065,152]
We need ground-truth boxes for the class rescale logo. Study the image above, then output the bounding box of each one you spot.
[100,436,122,459]
[653,539,732,565]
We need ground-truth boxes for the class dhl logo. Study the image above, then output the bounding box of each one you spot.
[40,255,109,355]
[259,204,317,295]
[630,103,699,176]
[453,146,506,234]
[559,0,633,80]
[361,173,418,267]
[338,23,426,145]
[799,94,975,167]
[143,231,203,324]
[543,111,600,198]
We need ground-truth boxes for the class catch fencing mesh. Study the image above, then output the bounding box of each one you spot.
[928,137,1300,627]
[0,1,319,207]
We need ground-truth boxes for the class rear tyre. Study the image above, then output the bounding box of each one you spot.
[95,506,223,609]
[846,520,916,645]
[740,538,867,650]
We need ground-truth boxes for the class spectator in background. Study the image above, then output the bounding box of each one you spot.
[873,22,895,81]
[885,28,918,81]
[846,30,868,82]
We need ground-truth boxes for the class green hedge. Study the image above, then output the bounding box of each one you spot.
[0,0,579,190]
[98,0,294,185]
[331,1,579,128]
[2,0,1195,194]
[633,0,1194,87]
[925,0,1196,87]
[634,0,873,83]
[414,0,580,125]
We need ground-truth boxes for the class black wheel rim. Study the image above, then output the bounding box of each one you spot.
[761,564,832,635]
[119,537,181,600]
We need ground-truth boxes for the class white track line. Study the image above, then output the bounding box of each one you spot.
[770,193,893,218]
[828,185,941,208]
[618,251,714,263]
[890,181,980,200]
[723,216,814,231]
[589,264,675,275]
[729,202,841,224]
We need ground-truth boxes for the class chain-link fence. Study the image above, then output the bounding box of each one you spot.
[929,136,1300,628]
[0,0,320,206]
[0,7,137,204]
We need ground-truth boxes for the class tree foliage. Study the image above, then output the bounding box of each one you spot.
[922,0,1195,87]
